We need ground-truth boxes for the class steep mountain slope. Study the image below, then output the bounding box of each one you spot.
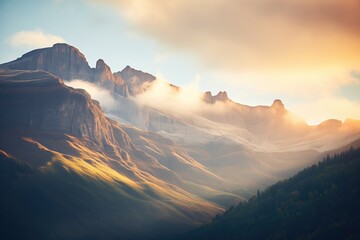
[185,147,360,240]
[119,123,249,206]
[0,70,116,147]
[0,70,228,239]
[1,43,360,194]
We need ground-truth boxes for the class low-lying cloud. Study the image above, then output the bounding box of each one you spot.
[135,76,226,116]
[10,30,66,49]
[64,80,117,111]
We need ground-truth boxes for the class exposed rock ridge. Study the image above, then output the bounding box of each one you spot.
[0,44,129,96]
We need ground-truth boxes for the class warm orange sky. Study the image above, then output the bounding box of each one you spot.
[97,0,360,71]
[93,0,360,124]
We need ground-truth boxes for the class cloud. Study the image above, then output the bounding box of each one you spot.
[154,52,169,65]
[135,75,227,116]
[351,71,360,81]
[10,30,65,49]
[135,76,201,114]
[91,0,360,74]
[89,0,360,123]
[64,80,117,111]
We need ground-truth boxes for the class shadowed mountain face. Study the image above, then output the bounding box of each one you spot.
[0,70,116,147]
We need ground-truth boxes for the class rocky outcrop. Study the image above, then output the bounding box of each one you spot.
[270,99,286,115]
[94,59,129,96]
[203,91,229,104]
[1,43,93,80]
[114,65,156,95]
[0,44,159,97]
[0,70,119,147]
[0,43,129,96]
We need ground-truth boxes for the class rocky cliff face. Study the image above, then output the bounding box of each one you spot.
[0,44,129,96]
[0,70,118,147]
[1,43,93,80]
[94,59,129,96]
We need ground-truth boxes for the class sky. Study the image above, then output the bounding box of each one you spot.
[0,0,359,124]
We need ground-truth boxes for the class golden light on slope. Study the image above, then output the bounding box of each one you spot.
[19,134,223,222]
[24,137,141,190]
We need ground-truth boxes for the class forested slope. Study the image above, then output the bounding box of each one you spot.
[186,147,360,240]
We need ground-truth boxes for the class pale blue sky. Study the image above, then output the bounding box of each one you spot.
[0,0,213,90]
[1,0,359,124]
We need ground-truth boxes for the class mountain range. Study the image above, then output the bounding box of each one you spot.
[1,43,360,239]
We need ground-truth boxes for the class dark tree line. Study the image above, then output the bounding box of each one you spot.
[185,147,360,240]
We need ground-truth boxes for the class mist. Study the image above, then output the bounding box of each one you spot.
[134,77,228,116]
[64,80,117,111]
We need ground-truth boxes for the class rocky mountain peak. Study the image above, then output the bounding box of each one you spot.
[270,99,286,115]
[123,65,132,72]
[271,99,284,109]
[203,91,213,103]
[96,59,106,69]
[119,65,155,82]
[115,65,156,95]
[95,59,112,73]
[92,58,130,97]
[0,44,132,97]
[0,43,93,81]
[94,58,116,89]
[214,91,229,102]
[203,91,229,104]
[52,43,87,60]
